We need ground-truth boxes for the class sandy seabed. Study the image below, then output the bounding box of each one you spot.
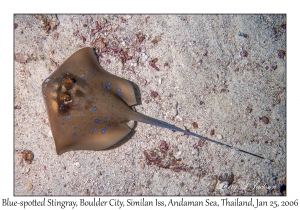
[14,14,286,195]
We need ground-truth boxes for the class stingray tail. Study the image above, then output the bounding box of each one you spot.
[131,111,273,162]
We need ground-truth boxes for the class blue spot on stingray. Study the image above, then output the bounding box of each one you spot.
[102,84,110,91]
[93,127,98,131]
[92,107,97,111]
[61,122,65,125]
[103,121,107,125]
[118,93,123,98]
[74,126,77,130]
[101,128,107,134]
[116,88,121,92]
[107,81,111,86]
[82,75,87,79]
[94,118,100,123]
[67,115,71,120]
[107,124,111,127]
[59,104,63,110]
[105,116,108,120]
[89,71,96,76]
[73,132,77,136]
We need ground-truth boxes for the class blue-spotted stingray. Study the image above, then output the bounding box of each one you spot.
[42,47,271,161]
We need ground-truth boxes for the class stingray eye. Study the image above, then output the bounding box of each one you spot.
[60,93,73,104]
[62,77,76,90]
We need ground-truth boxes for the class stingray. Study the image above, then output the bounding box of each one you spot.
[42,47,271,161]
